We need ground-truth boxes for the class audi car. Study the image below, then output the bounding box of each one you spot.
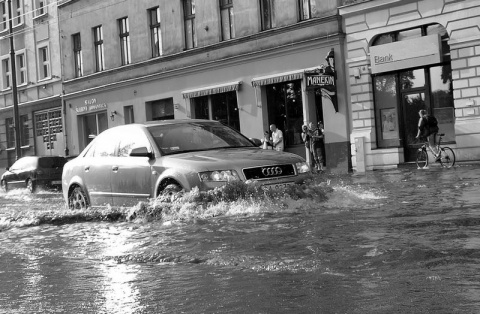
[62,119,311,209]
[1,156,67,193]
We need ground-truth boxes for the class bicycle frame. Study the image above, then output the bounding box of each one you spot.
[416,133,456,169]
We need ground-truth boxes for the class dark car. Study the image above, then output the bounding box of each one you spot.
[62,119,311,210]
[1,156,67,193]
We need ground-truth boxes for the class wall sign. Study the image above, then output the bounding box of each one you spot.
[370,34,442,74]
[75,98,107,114]
[305,48,338,112]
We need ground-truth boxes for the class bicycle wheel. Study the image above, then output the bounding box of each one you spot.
[416,149,428,169]
[439,147,455,168]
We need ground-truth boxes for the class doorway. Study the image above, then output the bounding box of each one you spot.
[401,91,426,161]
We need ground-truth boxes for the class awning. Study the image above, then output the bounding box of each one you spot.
[251,70,304,87]
[182,81,242,99]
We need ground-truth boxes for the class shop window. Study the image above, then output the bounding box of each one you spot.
[260,0,275,30]
[298,0,316,21]
[147,98,174,121]
[20,114,28,146]
[372,24,454,154]
[149,7,162,57]
[5,117,14,148]
[191,91,240,131]
[266,81,303,147]
[220,0,234,41]
[183,0,196,49]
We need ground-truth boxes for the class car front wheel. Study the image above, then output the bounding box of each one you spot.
[69,186,89,210]
[1,180,7,192]
[27,179,36,193]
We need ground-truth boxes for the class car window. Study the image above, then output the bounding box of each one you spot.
[117,127,151,157]
[148,121,255,155]
[86,130,117,157]
[38,157,67,168]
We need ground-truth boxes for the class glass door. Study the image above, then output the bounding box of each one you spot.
[402,92,426,161]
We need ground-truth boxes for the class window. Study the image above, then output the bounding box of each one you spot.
[72,33,83,77]
[192,92,240,131]
[298,0,316,21]
[149,7,162,57]
[118,17,131,65]
[5,117,14,148]
[117,128,150,157]
[93,25,105,72]
[2,57,10,89]
[183,0,196,49]
[33,0,46,17]
[38,46,50,79]
[16,53,26,85]
[260,0,274,30]
[147,98,174,121]
[20,114,28,146]
[220,0,234,41]
[266,81,304,147]
[0,1,7,31]
[124,105,134,124]
[14,0,23,25]
[82,112,108,147]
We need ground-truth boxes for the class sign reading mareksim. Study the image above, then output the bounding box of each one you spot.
[305,48,338,112]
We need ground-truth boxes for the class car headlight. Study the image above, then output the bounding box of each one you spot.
[295,162,310,174]
[199,170,240,182]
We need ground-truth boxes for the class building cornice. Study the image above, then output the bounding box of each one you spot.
[339,0,419,17]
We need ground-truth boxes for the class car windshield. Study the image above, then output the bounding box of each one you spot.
[148,122,256,155]
[38,157,66,168]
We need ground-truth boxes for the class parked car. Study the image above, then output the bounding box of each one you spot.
[1,156,67,193]
[62,119,311,210]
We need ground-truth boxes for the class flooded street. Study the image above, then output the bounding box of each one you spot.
[0,164,480,313]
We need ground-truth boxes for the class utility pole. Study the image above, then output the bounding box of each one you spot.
[7,0,21,160]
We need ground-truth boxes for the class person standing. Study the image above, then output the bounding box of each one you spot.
[261,131,272,149]
[415,109,440,161]
[311,121,325,171]
[270,124,284,152]
[301,124,312,166]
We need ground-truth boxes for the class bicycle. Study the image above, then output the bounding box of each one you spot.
[416,133,456,169]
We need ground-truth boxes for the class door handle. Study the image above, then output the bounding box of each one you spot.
[84,166,90,172]
[112,166,119,172]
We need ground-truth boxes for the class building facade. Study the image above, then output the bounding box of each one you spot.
[340,0,480,171]
[0,0,63,169]
[58,0,352,173]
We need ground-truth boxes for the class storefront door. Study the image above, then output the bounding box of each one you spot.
[402,91,426,161]
[35,109,64,156]
[82,111,108,148]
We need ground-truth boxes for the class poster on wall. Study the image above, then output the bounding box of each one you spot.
[381,108,397,140]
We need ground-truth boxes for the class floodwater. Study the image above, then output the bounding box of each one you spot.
[0,164,479,314]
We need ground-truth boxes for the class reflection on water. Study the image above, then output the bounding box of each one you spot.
[0,165,480,313]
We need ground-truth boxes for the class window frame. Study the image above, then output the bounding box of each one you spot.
[37,44,50,80]
[93,25,105,72]
[118,17,131,65]
[1,56,11,89]
[33,0,47,18]
[15,51,26,86]
[298,0,316,21]
[20,114,29,146]
[5,117,14,148]
[260,0,275,31]
[148,7,162,58]
[72,33,83,77]
[183,0,196,50]
[220,0,234,41]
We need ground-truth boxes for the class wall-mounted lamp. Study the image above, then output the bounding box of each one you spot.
[204,25,209,31]
[42,85,47,89]
[353,67,361,79]
[110,110,117,121]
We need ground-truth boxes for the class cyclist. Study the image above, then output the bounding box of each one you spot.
[415,109,440,161]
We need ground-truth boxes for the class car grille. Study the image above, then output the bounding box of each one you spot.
[243,164,296,181]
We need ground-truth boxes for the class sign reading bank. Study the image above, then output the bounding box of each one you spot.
[369,34,442,74]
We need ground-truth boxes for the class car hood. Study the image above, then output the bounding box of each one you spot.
[161,147,304,169]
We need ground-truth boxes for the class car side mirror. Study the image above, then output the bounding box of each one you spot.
[129,147,153,159]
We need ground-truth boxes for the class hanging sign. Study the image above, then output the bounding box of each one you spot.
[305,49,338,112]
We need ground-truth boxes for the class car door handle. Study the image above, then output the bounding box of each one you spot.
[84,166,90,172]
[112,166,119,172]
